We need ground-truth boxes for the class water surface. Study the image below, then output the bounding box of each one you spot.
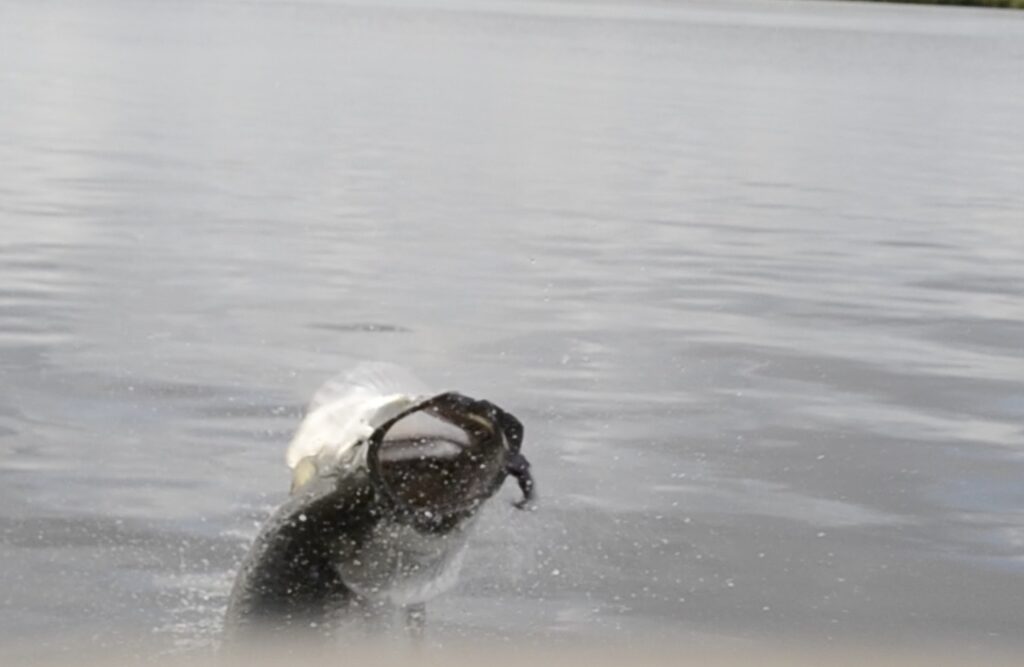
[2,0,1024,655]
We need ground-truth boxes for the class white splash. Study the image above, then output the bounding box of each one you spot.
[285,362,469,474]
[285,362,429,472]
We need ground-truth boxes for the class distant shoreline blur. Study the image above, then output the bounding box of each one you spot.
[855,0,1024,9]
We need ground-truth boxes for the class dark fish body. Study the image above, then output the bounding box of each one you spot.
[224,469,377,637]
[223,374,533,641]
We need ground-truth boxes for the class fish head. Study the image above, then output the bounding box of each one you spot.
[366,392,529,528]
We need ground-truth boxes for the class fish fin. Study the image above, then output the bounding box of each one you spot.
[404,602,426,640]
[290,456,319,494]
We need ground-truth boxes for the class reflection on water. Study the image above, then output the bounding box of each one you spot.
[2,0,1024,657]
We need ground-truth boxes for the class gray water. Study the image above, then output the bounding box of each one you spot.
[2,0,1024,656]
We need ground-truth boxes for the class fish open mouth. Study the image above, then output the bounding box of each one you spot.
[376,409,471,463]
[366,392,534,520]
[376,437,465,462]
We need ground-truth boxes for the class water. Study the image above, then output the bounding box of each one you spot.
[2,0,1024,656]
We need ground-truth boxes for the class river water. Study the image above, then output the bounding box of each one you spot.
[2,0,1024,656]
